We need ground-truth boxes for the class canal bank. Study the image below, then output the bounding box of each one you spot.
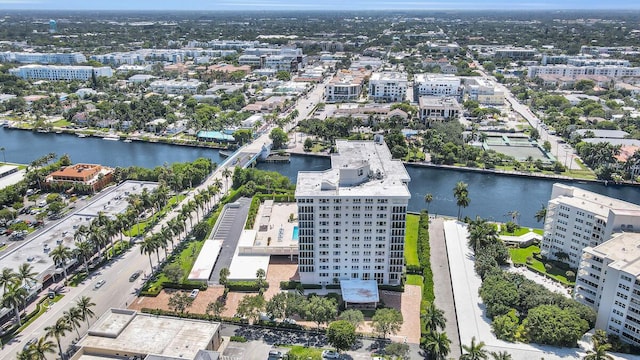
[2,128,638,228]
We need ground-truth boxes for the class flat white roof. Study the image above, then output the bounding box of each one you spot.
[340,279,380,303]
[77,309,219,359]
[296,140,411,198]
[229,230,270,280]
[188,240,223,281]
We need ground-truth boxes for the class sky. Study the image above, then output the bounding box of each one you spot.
[0,0,638,11]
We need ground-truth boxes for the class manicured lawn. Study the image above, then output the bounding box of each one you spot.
[406,274,423,288]
[405,214,420,267]
[145,239,205,292]
[509,245,574,286]
[124,194,186,237]
[500,226,543,236]
[52,119,71,127]
[285,345,322,360]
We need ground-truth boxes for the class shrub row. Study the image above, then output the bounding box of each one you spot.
[245,197,261,230]
[417,211,434,304]
[226,280,269,292]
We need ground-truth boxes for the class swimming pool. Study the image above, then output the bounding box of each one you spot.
[292,226,299,241]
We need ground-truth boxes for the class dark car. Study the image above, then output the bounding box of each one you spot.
[129,270,142,282]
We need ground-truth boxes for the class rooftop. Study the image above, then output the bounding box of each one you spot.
[550,183,640,218]
[340,279,380,304]
[296,140,410,198]
[370,71,407,82]
[587,233,640,277]
[76,309,220,360]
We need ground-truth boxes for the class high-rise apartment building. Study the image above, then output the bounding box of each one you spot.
[574,232,640,347]
[295,138,411,285]
[540,184,640,268]
[413,74,462,102]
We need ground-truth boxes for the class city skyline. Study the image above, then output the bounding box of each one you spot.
[0,0,639,11]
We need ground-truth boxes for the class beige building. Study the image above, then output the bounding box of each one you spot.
[71,309,222,360]
[418,96,461,125]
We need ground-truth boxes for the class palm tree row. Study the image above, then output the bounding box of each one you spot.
[139,181,222,274]
[17,296,96,360]
[1,264,38,326]
[421,302,451,360]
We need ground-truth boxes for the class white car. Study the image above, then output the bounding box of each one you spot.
[322,350,340,359]
[94,279,106,289]
[189,289,199,298]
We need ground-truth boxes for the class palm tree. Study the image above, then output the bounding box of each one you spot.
[45,317,72,360]
[17,263,38,289]
[534,205,547,224]
[49,245,73,281]
[76,296,96,327]
[506,210,520,225]
[0,146,6,163]
[221,168,232,192]
[584,332,614,360]
[2,282,28,325]
[490,351,512,360]
[453,181,470,220]
[0,267,18,293]
[422,331,451,360]
[28,337,56,360]
[421,302,446,333]
[467,218,499,253]
[140,236,157,272]
[213,178,223,199]
[63,306,83,339]
[424,193,433,213]
[75,240,94,274]
[461,336,488,360]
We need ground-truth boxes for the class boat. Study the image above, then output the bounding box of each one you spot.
[102,134,120,141]
[123,139,132,143]
[77,134,87,138]
[55,130,62,134]
[36,129,50,133]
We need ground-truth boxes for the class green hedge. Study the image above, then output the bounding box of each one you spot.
[302,283,323,289]
[230,335,248,342]
[162,281,208,291]
[226,280,269,292]
[379,284,404,292]
[325,284,341,290]
[417,211,434,303]
[406,264,422,275]
[245,197,262,229]
[280,280,301,290]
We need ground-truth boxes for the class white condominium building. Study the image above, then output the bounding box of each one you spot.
[149,79,202,94]
[325,70,366,102]
[295,138,411,285]
[0,52,87,64]
[465,78,505,105]
[9,65,113,80]
[574,232,640,347]
[528,65,640,79]
[540,183,640,268]
[368,72,407,103]
[413,74,462,102]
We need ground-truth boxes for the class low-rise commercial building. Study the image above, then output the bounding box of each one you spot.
[368,72,407,103]
[46,163,114,192]
[465,78,505,105]
[418,96,461,125]
[71,308,222,360]
[528,65,640,79]
[9,65,113,80]
[325,70,367,102]
[413,74,462,102]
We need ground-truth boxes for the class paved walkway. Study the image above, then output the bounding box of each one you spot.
[443,220,640,360]
[429,217,462,358]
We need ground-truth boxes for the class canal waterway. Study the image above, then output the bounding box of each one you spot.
[2,127,638,228]
[0,127,224,168]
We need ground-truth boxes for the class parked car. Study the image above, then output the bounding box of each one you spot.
[322,350,340,359]
[268,350,283,359]
[189,289,199,298]
[283,318,297,325]
[94,279,106,289]
[23,337,38,350]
